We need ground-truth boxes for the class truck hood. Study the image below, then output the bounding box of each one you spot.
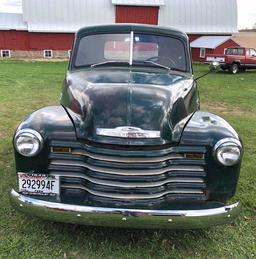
[60,69,195,145]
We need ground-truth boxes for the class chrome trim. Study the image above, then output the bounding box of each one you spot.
[61,184,204,199]
[50,160,204,176]
[14,128,44,157]
[213,138,243,166]
[206,57,225,62]
[129,31,134,65]
[96,126,160,139]
[10,190,241,229]
[213,138,242,151]
[51,172,204,188]
[70,149,184,163]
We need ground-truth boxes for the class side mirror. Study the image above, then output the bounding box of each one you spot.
[195,61,220,81]
[209,61,221,73]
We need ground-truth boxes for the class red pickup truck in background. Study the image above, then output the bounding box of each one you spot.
[206,47,256,74]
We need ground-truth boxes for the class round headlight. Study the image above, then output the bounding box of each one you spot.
[214,138,242,166]
[14,129,43,157]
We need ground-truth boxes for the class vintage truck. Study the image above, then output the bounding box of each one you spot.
[10,24,242,229]
[206,47,256,74]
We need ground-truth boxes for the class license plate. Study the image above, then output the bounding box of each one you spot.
[18,173,60,196]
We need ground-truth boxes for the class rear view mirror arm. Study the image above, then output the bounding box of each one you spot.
[195,61,220,81]
[194,70,211,81]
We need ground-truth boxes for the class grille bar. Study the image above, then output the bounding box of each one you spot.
[51,172,204,188]
[61,184,204,200]
[50,159,205,176]
[70,149,184,163]
[50,140,207,156]
[49,166,206,184]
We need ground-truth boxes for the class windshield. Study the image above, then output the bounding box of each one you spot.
[74,32,187,71]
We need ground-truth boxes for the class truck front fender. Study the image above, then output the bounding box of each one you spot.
[14,105,76,174]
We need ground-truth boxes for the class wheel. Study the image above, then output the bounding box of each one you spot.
[229,63,239,74]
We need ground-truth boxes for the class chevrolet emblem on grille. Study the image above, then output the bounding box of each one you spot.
[96,126,160,139]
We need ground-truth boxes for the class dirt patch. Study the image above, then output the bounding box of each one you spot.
[201,102,249,116]
[0,130,9,140]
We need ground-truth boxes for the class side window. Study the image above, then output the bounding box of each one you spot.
[237,48,244,55]
[226,48,232,55]
[200,48,206,58]
[226,48,244,55]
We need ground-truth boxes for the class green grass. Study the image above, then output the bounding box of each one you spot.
[0,60,255,258]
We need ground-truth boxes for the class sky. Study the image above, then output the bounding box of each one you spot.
[237,0,256,29]
[0,0,256,30]
[0,0,21,13]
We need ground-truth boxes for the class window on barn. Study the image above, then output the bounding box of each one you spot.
[1,50,11,58]
[200,48,206,58]
[44,50,53,58]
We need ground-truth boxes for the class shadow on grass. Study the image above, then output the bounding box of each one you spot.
[4,199,245,258]
[216,70,256,75]
[20,215,219,254]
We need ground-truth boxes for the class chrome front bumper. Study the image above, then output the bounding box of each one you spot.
[10,189,241,229]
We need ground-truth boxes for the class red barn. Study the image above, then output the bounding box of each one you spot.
[190,36,240,62]
[0,0,238,60]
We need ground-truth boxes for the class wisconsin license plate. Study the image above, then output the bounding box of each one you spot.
[18,173,60,196]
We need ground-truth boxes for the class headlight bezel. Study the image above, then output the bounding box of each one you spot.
[14,129,43,157]
[213,138,242,166]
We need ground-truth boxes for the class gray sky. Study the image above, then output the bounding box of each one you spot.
[237,0,256,29]
[0,0,255,29]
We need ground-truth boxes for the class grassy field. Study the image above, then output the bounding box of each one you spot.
[0,60,255,258]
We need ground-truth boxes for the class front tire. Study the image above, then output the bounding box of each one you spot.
[229,63,239,74]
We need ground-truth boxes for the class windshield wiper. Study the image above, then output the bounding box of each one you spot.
[143,61,171,71]
[91,60,172,71]
[91,61,130,68]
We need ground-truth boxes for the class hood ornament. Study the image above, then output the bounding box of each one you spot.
[96,126,160,139]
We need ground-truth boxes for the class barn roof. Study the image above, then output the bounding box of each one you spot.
[158,0,238,34]
[190,36,232,49]
[0,12,27,31]
[21,0,237,34]
[22,0,115,33]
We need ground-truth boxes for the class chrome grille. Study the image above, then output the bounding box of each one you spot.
[48,141,207,206]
